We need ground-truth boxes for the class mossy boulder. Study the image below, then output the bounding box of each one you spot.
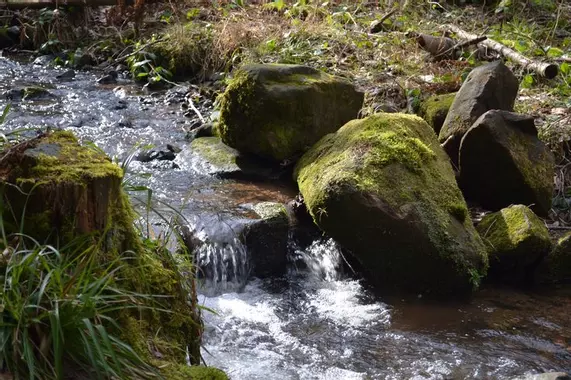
[458,110,554,216]
[544,232,571,283]
[189,136,279,179]
[476,205,552,282]
[294,113,488,297]
[439,61,519,167]
[418,92,456,135]
[0,131,226,377]
[241,202,290,277]
[218,63,364,162]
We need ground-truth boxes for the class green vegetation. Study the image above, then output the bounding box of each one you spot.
[0,130,224,379]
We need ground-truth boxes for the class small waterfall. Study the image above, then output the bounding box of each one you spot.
[289,238,344,281]
[196,238,250,296]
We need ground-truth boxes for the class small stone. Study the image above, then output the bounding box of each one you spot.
[97,71,118,85]
[56,69,76,80]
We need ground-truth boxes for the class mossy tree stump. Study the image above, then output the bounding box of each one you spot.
[0,131,220,378]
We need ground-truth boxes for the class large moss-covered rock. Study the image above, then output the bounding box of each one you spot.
[439,61,519,167]
[219,64,364,162]
[476,205,552,282]
[241,202,290,277]
[188,136,278,179]
[294,113,488,296]
[418,92,456,135]
[458,110,554,216]
[0,131,226,377]
[544,232,571,283]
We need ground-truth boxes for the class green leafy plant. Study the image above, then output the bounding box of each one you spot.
[126,38,173,85]
[0,230,159,379]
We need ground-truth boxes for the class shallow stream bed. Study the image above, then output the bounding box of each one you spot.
[1,55,569,380]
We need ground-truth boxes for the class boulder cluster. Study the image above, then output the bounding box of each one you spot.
[190,62,570,297]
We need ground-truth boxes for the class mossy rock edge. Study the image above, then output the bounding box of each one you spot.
[219,63,364,162]
[476,204,552,282]
[294,113,488,297]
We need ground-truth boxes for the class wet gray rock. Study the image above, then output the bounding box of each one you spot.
[241,202,290,278]
[458,110,554,216]
[0,25,19,48]
[188,137,280,180]
[439,61,519,167]
[33,55,56,66]
[136,148,176,163]
[186,123,215,140]
[97,71,118,85]
[56,69,76,80]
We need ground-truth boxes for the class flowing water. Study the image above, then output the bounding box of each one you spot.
[1,55,570,379]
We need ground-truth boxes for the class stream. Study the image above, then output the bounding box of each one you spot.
[1,55,570,380]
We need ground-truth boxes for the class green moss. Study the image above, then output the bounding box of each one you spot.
[418,93,455,134]
[25,130,123,184]
[294,113,488,294]
[295,114,468,226]
[476,204,551,256]
[191,136,241,169]
[253,201,287,220]
[218,64,363,161]
[159,364,229,380]
[546,232,571,282]
[22,86,51,100]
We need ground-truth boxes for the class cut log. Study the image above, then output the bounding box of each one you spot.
[445,24,559,79]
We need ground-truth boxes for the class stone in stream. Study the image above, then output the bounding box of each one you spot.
[476,205,552,283]
[218,63,364,162]
[439,61,519,167]
[0,25,19,49]
[418,92,456,135]
[294,113,488,297]
[458,110,554,216]
[241,202,290,278]
[540,232,571,284]
[3,86,55,101]
[188,137,281,180]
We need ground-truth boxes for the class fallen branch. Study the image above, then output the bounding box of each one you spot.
[369,9,397,33]
[444,24,559,79]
